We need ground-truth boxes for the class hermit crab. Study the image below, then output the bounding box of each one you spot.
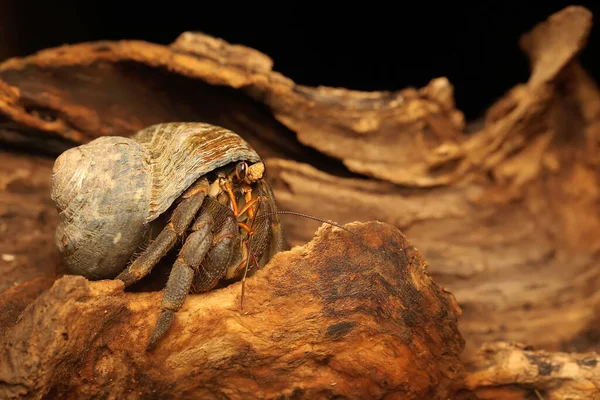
[51,122,289,350]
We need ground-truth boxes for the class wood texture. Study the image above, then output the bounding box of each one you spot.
[463,342,600,400]
[0,222,465,400]
[0,151,63,294]
[0,4,599,399]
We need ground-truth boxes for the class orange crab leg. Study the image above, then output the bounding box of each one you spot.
[223,181,261,256]
[238,221,253,235]
[243,184,256,219]
[223,181,240,217]
[237,195,261,221]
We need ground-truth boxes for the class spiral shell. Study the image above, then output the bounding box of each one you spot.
[51,122,260,279]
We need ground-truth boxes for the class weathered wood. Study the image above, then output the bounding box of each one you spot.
[0,222,465,400]
[0,150,64,294]
[463,342,600,400]
[0,4,600,399]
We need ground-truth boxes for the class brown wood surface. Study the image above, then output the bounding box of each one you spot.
[0,222,465,399]
[1,5,599,400]
[462,342,600,400]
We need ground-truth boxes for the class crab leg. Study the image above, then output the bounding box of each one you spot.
[146,210,214,351]
[146,203,238,351]
[116,177,209,287]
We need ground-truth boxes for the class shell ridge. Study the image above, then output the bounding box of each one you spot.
[139,123,260,221]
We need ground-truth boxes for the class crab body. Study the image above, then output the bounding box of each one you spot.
[51,122,288,349]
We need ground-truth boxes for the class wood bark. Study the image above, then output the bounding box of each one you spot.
[461,342,600,400]
[0,222,465,399]
[0,4,599,399]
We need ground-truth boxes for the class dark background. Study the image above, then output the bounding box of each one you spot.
[1,1,598,121]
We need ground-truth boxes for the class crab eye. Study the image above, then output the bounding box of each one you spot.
[235,162,248,182]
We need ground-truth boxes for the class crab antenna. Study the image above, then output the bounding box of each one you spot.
[240,205,351,311]
[240,196,263,311]
[256,210,352,233]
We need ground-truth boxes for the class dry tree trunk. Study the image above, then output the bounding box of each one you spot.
[0,4,599,399]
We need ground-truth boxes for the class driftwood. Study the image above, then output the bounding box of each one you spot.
[462,342,600,400]
[1,4,600,399]
[0,222,465,399]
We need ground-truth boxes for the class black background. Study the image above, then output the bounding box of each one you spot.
[1,1,599,120]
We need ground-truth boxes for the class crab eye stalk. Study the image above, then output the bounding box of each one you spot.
[234,161,248,182]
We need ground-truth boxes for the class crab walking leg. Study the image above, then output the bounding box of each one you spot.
[146,211,238,351]
[146,211,215,351]
[116,177,209,286]
[191,214,238,292]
